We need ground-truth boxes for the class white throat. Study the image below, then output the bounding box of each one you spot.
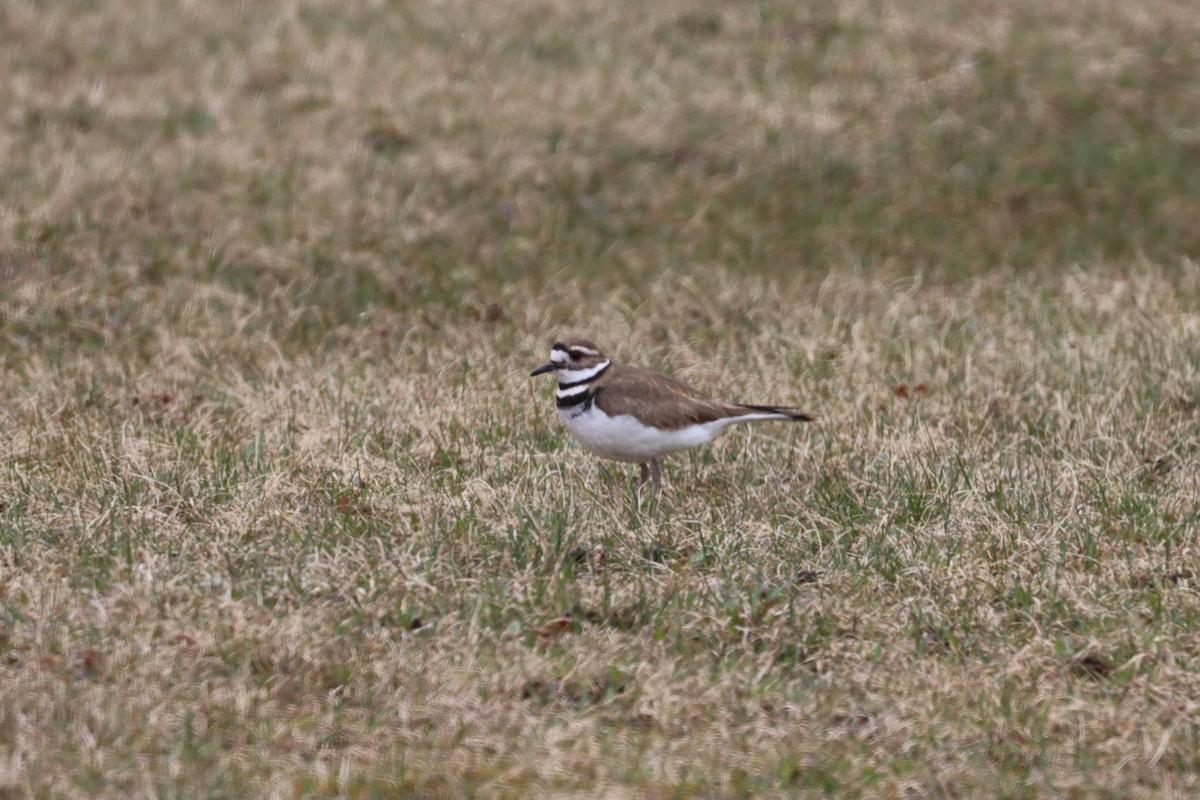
[556,359,610,384]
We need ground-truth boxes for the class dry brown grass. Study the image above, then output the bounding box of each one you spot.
[3,0,1200,797]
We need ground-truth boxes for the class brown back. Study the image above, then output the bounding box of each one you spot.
[590,363,765,430]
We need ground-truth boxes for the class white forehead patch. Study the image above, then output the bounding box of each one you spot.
[550,350,569,363]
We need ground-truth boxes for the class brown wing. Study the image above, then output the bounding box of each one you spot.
[591,365,745,430]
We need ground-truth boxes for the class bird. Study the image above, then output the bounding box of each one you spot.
[529,337,813,487]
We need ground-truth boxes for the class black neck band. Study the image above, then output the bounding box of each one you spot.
[556,391,593,410]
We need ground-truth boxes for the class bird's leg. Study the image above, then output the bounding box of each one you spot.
[636,460,662,490]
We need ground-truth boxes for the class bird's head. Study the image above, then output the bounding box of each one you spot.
[530,337,609,380]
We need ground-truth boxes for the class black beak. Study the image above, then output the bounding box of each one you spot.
[530,362,557,377]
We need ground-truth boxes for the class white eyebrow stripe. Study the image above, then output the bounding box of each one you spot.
[572,347,599,356]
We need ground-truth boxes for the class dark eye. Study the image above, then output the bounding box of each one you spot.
[568,350,584,359]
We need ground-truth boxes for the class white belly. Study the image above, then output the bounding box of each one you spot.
[558,406,729,463]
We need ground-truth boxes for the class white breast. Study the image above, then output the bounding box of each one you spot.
[558,405,730,463]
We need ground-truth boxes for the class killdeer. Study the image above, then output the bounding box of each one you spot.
[530,337,813,486]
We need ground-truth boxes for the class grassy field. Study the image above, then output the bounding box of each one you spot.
[3,0,1200,797]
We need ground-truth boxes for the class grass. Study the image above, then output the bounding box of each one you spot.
[3,0,1200,796]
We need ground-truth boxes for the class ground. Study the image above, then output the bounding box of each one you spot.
[2,0,1200,797]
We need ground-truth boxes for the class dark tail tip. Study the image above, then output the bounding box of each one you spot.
[741,404,815,422]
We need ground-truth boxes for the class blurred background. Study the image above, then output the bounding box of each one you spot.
[4,0,1198,332]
